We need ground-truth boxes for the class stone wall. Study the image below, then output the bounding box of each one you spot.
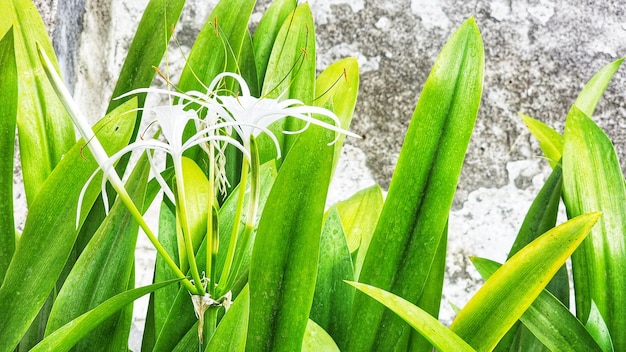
[31,0,625,347]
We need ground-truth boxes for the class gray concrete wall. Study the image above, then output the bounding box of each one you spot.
[30,0,625,347]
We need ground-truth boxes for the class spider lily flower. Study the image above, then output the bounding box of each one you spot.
[206,72,361,157]
[118,71,360,161]
[78,102,253,213]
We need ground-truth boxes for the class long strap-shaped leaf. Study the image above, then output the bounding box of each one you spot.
[0,0,75,204]
[0,101,137,352]
[44,155,151,349]
[348,281,476,352]
[257,3,316,164]
[30,279,180,352]
[177,0,256,93]
[246,125,335,351]
[450,213,601,351]
[346,17,484,351]
[495,164,565,351]
[252,0,297,86]
[523,58,623,164]
[563,105,626,349]
[310,208,354,349]
[106,0,185,114]
[0,28,17,283]
[315,57,359,174]
[472,257,604,352]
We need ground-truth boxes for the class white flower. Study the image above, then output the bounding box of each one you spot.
[206,72,360,158]
[78,101,251,214]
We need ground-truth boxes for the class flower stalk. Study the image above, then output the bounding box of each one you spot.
[37,45,200,294]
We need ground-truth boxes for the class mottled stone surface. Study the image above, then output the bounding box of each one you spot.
[30,0,625,347]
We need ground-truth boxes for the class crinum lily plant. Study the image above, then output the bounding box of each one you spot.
[39,41,357,343]
[4,0,623,351]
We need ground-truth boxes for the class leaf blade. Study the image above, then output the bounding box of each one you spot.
[347,17,484,351]
[450,213,601,351]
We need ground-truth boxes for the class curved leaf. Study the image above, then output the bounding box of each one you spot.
[450,213,601,351]
[0,101,137,352]
[44,155,150,349]
[206,286,250,352]
[30,279,180,352]
[348,281,475,352]
[310,208,354,349]
[302,319,340,352]
[315,57,360,172]
[334,185,384,278]
[520,113,563,167]
[257,2,316,163]
[574,58,624,117]
[252,0,297,85]
[473,257,603,352]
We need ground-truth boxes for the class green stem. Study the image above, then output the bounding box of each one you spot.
[203,306,219,348]
[207,143,216,295]
[217,157,249,292]
[114,180,197,293]
[174,158,206,295]
[217,137,260,295]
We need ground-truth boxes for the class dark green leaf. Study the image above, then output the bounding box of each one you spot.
[246,124,335,351]
[30,279,181,352]
[346,17,484,351]
[0,101,137,352]
[310,208,354,349]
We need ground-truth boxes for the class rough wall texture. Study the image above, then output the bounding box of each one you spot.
[32,0,625,345]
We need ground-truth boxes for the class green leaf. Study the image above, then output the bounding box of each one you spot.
[314,57,359,172]
[44,154,150,349]
[409,223,448,351]
[30,279,181,352]
[473,257,604,352]
[0,101,137,352]
[301,319,341,352]
[106,0,185,114]
[348,281,476,352]
[585,302,615,352]
[562,106,626,349]
[450,213,601,351]
[574,58,624,118]
[253,0,297,86]
[334,185,384,279]
[205,286,250,351]
[246,124,335,351]
[346,17,484,351]
[258,2,316,163]
[0,27,17,283]
[520,114,563,167]
[179,156,211,273]
[151,163,276,351]
[0,0,75,204]
[310,208,354,349]
[497,165,566,351]
[177,0,256,93]
[176,0,255,194]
